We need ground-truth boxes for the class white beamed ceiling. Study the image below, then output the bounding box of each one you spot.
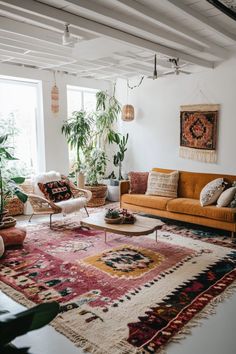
[0,0,235,80]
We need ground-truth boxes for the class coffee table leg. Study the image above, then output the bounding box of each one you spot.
[155,229,158,243]
[105,231,107,243]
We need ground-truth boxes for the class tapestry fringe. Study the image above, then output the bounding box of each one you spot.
[179,146,217,163]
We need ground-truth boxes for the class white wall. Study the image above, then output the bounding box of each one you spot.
[0,63,111,174]
[116,56,236,175]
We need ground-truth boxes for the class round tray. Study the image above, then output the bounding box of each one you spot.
[104,216,122,224]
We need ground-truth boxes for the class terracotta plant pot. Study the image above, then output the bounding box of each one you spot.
[85,184,108,207]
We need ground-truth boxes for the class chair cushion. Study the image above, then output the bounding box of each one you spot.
[55,197,87,214]
[167,198,236,222]
[38,180,72,203]
[33,171,61,197]
[121,194,172,210]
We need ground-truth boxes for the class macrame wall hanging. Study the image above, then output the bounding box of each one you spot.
[179,103,219,163]
[51,71,59,114]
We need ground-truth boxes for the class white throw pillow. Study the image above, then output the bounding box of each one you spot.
[146,171,179,198]
[0,236,4,258]
[200,178,225,207]
[217,187,236,207]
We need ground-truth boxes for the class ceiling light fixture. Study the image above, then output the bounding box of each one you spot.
[62,23,74,46]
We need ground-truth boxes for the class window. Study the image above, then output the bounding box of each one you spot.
[67,86,98,168]
[67,85,97,117]
[0,77,43,175]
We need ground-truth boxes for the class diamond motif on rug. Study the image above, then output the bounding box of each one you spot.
[82,245,165,278]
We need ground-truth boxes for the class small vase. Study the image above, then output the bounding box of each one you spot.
[77,172,85,189]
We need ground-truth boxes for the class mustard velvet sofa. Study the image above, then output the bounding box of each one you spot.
[120,168,236,238]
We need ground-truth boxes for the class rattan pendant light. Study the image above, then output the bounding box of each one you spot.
[122,104,135,121]
[121,80,135,121]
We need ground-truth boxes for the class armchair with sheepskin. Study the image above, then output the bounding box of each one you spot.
[23,171,92,228]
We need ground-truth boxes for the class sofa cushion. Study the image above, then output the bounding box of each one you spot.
[128,172,149,194]
[146,171,179,198]
[167,198,236,222]
[200,178,225,206]
[121,194,172,210]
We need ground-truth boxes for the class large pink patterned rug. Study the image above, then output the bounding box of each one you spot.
[0,217,236,354]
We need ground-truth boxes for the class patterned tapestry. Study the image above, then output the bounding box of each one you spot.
[179,104,219,163]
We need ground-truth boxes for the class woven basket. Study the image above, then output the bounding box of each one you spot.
[5,197,24,216]
[85,184,108,207]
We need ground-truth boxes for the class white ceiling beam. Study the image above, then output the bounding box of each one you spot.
[116,0,228,59]
[0,3,96,40]
[0,0,214,68]
[65,0,204,53]
[0,16,67,46]
[166,0,236,42]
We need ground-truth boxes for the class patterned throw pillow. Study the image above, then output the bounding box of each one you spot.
[38,180,72,203]
[230,181,236,208]
[128,172,149,194]
[200,178,225,207]
[146,171,179,198]
[217,187,236,207]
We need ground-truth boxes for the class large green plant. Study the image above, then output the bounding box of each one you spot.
[95,90,121,149]
[0,135,27,218]
[61,111,93,171]
[0,302,59,354]
[85,148,107,186]
[113,133,129,180]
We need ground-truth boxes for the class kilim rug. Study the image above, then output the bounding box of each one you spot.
[0,217,236,354]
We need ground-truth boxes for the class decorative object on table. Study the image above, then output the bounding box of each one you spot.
[62,110,92,188]
[200,178,225,206]
[120,208,136,224]
[104,208,122,224]
[146,170,179,197]
[0,219,235,354]
[104,208,136,224]
[24,171,92,228]
[0,302,59,354]
[0,226,26,247]
[128,171,149,194]
[0,134,27,230]
[51,71,59,114]
[179,104,219,163]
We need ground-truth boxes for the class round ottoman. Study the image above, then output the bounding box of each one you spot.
[0,226,27,247]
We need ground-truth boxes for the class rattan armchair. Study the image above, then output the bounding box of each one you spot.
[22,172,92,228]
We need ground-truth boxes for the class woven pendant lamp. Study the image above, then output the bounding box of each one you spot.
[122,104,135,121]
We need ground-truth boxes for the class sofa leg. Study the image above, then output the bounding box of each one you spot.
[231,231,236,239]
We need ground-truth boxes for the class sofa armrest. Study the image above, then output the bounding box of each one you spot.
[120,180,130,197]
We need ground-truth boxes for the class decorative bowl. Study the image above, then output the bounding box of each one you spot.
[104,216,122,224]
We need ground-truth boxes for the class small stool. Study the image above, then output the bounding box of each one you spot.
[0,226,27,247]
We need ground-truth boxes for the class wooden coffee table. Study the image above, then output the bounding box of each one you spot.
[80,212,163,242]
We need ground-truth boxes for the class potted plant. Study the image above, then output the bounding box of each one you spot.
[62,110,92,187]
[113,133,129,181]
[0,134,27,229]
[84,147,108,207]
